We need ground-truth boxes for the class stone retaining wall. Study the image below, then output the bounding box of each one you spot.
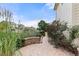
[24,37,41,46]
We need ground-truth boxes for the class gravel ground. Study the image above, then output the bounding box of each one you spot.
[15,36,74,56]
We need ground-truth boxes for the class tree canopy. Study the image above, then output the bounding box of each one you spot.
[37,20,48,36]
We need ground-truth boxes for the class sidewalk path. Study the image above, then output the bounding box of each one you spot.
[16,36,74,56]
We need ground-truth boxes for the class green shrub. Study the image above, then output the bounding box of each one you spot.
[47,20,68,46]
[16,27,41,49]
[47,20,78,55]
[16,36,25,49]
[21,28,40,38]
[0,32,18,56]
[69,25,79,41]
[69,25,79,48]
[37,20,48,36]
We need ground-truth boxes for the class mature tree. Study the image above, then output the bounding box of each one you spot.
[37,20,48,36]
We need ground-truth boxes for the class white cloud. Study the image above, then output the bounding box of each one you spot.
[45,3,55,9]
[0,4,55,28]
[12,14,39,28]
[0,12,55,28]
[13,14,24,24]
[12,4,56,28]
[21,18,55,28]
[22,20,40,28]
[13,13,55,28]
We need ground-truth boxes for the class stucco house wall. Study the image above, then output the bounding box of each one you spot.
[55,3,72,27]
[72,3,79,26]
[54,3,79,27]
[61,3,72,27]
[56,4,62,20]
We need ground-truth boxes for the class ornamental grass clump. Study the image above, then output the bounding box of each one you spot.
[0,32,17,56]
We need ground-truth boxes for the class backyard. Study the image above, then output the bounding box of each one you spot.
[0,3,79,56]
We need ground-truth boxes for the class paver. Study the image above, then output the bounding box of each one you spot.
[15,36,74,56]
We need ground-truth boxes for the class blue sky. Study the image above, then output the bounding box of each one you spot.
[0,3,56,28]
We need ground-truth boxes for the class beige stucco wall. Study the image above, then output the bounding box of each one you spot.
[56,4,62,20]
[61,3,72,27]
[56,3,72,27]
[56,3,79,27]
[72,3,79,26]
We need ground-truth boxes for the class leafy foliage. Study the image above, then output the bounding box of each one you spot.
[21,27,40,38]
[69,25,79,48]
[0,32,18,56]
[37,20,48,36]
[16,27,40,49]
[69,25,79,41]
[0,8,18,56]
[47,20,78,55]
[47,20,68,45]
[0,6,41,56]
